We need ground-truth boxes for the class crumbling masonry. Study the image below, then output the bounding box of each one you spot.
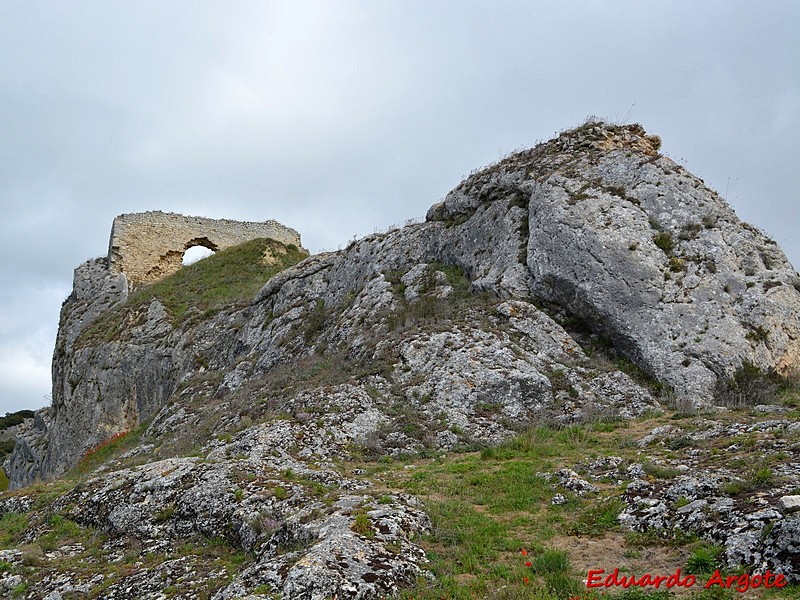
[107,211,302,286]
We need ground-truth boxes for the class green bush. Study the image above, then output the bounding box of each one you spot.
[0,410,35,431]
[352,512,374,537]
[714,361,781,407]
[686,544,722,574]
[642,461,680,480]
[653,231,674,254]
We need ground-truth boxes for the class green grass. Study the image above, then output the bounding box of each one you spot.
[77,238,308,347]
[642,462,680,480]
[722,467,775,496]
[352,512,374,537]
[685,544,722,575]
[529,550,582,598]
[374,422,625,598]
[0,513,29,548]
[401,500,521,598]
[39,514,87,551]
[565,498,624,537]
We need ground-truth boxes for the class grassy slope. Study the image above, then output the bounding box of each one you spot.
[348,400,800,600]
[2,381,799,598]
[77,238,308,347]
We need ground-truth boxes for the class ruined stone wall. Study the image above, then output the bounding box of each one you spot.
[108,211,302,286]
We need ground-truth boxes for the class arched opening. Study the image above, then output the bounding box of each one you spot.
[182,245,215,266]
[182,237,219,266]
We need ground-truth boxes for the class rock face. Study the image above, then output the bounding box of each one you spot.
[10,121,800,485]
[430,123,800,403]
[1,410,49,488]
[3,121,800,596]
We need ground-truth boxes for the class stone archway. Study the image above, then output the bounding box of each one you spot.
[107,211,302,287]
[182,240,216,266]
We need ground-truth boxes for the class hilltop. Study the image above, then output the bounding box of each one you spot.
[1,121,799,599]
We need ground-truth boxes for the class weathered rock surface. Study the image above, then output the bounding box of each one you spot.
[3,121,800,596]
[15,121,800,487]
[2,409,50,490]
[3,382,435,598]
[430,123,800,404]
[610,416,800,580]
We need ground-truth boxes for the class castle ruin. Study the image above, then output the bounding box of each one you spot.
[108,211,302,286]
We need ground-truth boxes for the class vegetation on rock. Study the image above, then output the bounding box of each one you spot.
[4,121,800,598]
[77,238,308,347]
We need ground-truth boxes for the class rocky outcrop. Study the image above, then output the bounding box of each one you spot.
[429,123,800,404]
[613,417,800,580]
[3,121,800,596]
[2,409,49,490]
[56,395,432,599]
[1,385,433,598]
[11,121,800,487]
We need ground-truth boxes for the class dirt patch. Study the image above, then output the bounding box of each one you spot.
[550,532,698,597]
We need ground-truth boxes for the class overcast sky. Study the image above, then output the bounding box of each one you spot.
[1,1,798,414]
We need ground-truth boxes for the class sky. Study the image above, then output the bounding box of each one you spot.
[0,1,798,414]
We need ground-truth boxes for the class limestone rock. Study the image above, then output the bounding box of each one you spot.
[780,495,800,514]
[4,120,800,594]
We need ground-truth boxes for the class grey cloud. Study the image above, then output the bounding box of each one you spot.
[0,0,798,412]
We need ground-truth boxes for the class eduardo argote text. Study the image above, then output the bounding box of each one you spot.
[586,567,787,593]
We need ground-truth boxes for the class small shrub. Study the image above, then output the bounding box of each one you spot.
[607,185,627,198]
[643,461,680,480]
[352,512,374,538]
[648,135,662,151]
[745,325,770,343]
[714,361,780,407]
[653,232,674,255]
[668,256,686,272]
[723,467,775,496]
[154,504,175,523]
[673,497,690,509]
[686,544,722,574]
[679,222,702,240]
